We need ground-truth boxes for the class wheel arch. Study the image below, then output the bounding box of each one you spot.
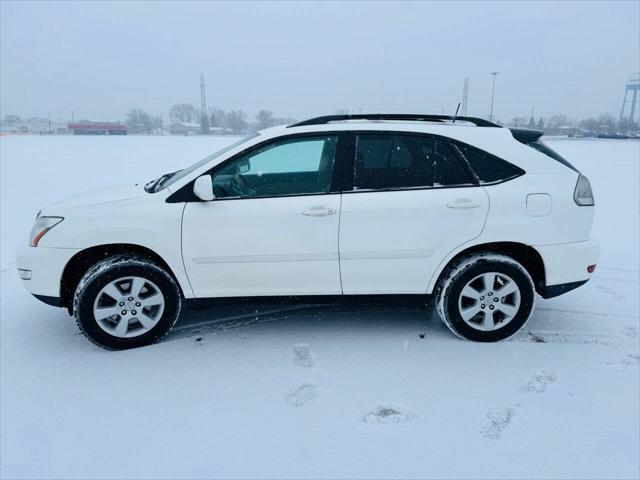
[60,243,185,313]
[429,241,546,296]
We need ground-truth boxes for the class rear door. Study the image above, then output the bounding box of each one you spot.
[339,132,489,294]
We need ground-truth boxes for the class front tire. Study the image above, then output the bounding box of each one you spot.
[73,255,182,350]
[435,253,535,342]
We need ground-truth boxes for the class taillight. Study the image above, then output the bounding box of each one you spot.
[574,174,594,206]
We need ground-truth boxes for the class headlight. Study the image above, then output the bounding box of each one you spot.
[29,216,64,247]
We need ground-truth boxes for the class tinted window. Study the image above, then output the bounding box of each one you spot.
[354,134,474,190]
[355,135,433,189]
[455,143,523,184]
[211,135,337,198]
[434,140,475,186]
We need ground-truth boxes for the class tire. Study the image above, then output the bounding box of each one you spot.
[435,253,535,342]
[73,255,182,350]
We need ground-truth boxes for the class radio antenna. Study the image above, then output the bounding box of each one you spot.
[452,102,461,123]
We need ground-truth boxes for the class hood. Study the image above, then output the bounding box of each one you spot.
[42,183,147,213]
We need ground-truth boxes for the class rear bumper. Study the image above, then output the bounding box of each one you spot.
[33,294,62,306]
[533,238,600,295]
[15,244,81,301]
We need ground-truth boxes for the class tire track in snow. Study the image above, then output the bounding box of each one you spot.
[536,306,639,320]
[512,330,636,347]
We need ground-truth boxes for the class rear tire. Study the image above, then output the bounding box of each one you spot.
[73,255,182,350]
[435,253,535,342]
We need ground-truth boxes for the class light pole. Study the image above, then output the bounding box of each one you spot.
[489,72,499,122]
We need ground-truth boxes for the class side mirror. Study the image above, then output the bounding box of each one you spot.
[193,175,215,201]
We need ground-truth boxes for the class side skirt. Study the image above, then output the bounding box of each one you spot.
[184,294,432,311]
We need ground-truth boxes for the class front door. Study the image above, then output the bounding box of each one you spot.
[339,132,490,294]
[182,134,342,298]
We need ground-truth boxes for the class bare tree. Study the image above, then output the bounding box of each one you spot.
[579,117,599,133]
[226,110,248,134]
[255,110,274,130]
[209,108,227,128]
[170,103,198,123]
[126,108,159,133]
[2,114,21,126]
[597,114,616,133]
[511,116,529,127]
[547,114,569,128]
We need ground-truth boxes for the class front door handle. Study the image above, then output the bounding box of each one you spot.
[302,207,336,217]
[447,198,481,209]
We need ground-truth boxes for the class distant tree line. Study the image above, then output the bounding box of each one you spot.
[508,113,635,134]
[2,110,638,135]
[167,104,295,134]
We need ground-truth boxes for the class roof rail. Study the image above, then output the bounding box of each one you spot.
[288,114,501,128]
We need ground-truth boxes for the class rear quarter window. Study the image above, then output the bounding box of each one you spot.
[454,142,524,184]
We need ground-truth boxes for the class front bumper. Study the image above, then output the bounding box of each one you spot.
[15,244,81,301]
[533,238,600,295]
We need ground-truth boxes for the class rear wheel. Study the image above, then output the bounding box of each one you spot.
[73,256,182,349]
[435,253,535,342]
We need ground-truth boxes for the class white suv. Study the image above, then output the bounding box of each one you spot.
[16,114,600,349]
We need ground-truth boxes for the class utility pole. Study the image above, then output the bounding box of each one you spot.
[461,78,469,116]
[489,72,499,122]
[200,73,208,134]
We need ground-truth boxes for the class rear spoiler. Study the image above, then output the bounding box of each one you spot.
[509,128,543,145]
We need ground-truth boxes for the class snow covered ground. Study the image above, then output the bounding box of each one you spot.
[1,135,638,479]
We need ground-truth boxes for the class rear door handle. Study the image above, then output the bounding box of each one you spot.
[302,207,336,216]
[447,198,481,209]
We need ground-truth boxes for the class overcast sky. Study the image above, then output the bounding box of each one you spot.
[1,0,638,122]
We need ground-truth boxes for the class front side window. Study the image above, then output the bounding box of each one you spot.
[210,135,337,198]
[152,133,259,192]
[354,134,474,190]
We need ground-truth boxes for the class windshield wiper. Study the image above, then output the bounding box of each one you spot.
[145,171,178,193]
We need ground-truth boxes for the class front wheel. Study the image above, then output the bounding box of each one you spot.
[435,253,535,342]
[73,256,182,350]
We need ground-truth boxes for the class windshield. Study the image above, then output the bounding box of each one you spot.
[150,133,260,192]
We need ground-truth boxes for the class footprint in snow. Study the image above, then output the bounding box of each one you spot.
[285,384,317,407]
[621,354,640,366]
[606,353,639,369]
[522,371,557,393]
[480,406,519,439]
[621,326,638,340]
[292,343,314,368]
[362,405,416,424]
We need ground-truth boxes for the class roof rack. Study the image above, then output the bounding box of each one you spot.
[288,114,501,128]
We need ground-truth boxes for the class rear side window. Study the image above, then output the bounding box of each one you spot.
[434,140,475,187]
[354,134,474,190]
[455,142,524,184]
